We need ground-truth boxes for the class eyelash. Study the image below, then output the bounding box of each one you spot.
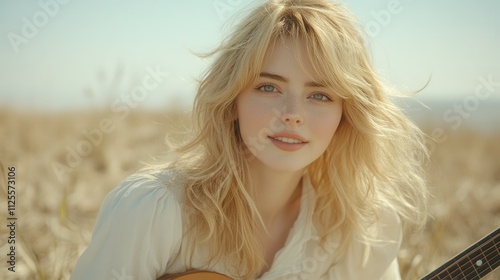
[256,83,333,102]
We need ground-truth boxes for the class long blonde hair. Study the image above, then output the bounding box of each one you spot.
[160,0,428,277]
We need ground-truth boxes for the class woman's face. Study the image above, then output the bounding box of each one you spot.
[236,39,343,172]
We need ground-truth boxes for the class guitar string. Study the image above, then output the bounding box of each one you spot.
[461,253,499,280]
[474,234,500,277]
[448,250,499,280]
[433,232,499,279]
[421,230,499,279]
[441,242,499,279]
[427,253,499,280]
[446,243,499,279]
[465,256,500,279]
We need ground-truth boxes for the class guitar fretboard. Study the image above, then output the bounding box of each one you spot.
[421,227,499,280]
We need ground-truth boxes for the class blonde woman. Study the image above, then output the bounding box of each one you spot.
[71,0,428,279]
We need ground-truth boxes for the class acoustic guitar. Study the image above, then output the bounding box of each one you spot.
[158,270,231,280]
[159,227,499,280]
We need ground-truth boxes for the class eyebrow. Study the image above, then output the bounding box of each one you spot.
[259,72,326,88]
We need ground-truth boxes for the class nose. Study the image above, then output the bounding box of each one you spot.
[282,112,303,125]
[280,102,304,126]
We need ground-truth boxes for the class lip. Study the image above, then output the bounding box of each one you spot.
[268,132,308,152]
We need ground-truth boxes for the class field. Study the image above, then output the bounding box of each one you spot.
[0,109,499,279]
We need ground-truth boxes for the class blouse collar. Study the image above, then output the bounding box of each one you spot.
[258,171,322,278]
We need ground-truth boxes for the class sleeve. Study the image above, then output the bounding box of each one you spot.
[70,174,183,280]
[328,206,403,280]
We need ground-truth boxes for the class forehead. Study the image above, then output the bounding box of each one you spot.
[261,39,318,81]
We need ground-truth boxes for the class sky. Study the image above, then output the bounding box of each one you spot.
[0,0,499,110]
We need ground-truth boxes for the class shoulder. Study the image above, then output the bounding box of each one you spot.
[364,205,403,279]
[329,205,402,279]
[358,205,402,277]
[92,168,187,238]
[99,167,186,235]
[99,168,185,219]
[110,168,183,200]
[368,204,403,247]
[71,168,186,279]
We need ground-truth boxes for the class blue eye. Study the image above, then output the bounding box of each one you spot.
[258,84,278,93]
[310,93,331,101]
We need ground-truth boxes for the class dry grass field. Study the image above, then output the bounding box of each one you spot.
[0,108,499,280]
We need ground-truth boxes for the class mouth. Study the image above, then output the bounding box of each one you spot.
[268,136,305,144]
[267,132,308,152]
[268,135,307,152]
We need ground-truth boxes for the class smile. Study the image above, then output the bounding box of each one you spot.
[267,132,309,151]
[270,136,304,144]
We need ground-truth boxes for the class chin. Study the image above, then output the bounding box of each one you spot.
[258,157,312,173]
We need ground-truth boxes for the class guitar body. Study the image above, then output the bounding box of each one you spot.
[158,271,233,280]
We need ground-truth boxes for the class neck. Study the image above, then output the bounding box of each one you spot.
[247,160,304,227]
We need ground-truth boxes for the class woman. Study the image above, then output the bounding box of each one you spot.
[71,0,428,279]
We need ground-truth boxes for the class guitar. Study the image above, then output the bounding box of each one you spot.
[421,227,499,280]
[158,227,500,280]
[157,271,231,280]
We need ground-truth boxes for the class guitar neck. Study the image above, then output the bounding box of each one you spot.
[421,227,499,280]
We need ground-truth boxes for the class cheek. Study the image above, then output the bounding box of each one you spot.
[237,97,273,138]
[309,108,343,144]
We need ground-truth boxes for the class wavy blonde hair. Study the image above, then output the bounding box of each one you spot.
[160,0,428,278]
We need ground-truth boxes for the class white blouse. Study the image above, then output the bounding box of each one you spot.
[70,170,402,280]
